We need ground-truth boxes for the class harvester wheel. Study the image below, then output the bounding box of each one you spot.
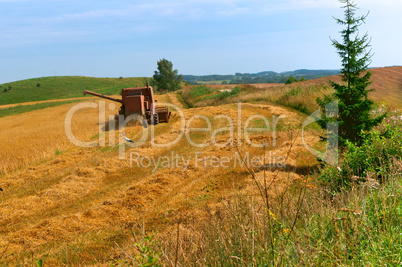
[152,109,159,125]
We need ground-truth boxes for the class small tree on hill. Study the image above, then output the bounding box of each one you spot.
[153,59,183,92]
[285,76,296,84]
[316,0,385,146]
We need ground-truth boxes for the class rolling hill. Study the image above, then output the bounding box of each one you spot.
[182,69,340,84]
[0,76,151,106]
[291,66,402,108]
[1,66,400,108]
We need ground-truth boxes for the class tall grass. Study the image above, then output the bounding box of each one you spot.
[150,165,401,266]
[118,123,402,266]
[320,122,402,190]
[242,84,333,115]
[180,83,333,114]
[180,85,244,108]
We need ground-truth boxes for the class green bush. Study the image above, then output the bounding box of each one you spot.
[320,125,402,190]
[230,86,241,95]
[285,76,296,84]
[205,86,242,101]
[285,86,302,97]
[181,85,243,107]
[189,85,214,98]
[345,126,402,179]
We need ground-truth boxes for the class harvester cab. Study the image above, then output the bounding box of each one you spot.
[83,84,171,126]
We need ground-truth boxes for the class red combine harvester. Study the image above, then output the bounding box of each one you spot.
[83,84,171,125]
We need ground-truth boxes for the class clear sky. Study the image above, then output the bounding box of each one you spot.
[1,0,401,84]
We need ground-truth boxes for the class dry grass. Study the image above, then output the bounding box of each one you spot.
[180,82,333,115]
[239,83,333,115]
[147,142,401,266]
[0,98,120,174]
[1,67,400,265]
[0,96,93,109]
[0,93,321,265]
[114,130,319,266]
[1,87,399,265]
[179,66,402,114]
[0,104,93,174]
[285,66,402,109]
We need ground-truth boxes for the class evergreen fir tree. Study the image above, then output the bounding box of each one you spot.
[317,0,385,146]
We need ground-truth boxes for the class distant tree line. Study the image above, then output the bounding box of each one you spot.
[182,69,340,85]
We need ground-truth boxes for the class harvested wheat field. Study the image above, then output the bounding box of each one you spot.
[0,92,321,265]
[285,66,402,108]
[0,97,94,110]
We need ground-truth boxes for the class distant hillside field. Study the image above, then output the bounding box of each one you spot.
[1,67,400,108]
[178,67,402,116]
[293,66,402,108]
[0,76,151,105]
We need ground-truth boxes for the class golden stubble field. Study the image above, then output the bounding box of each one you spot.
[0,93,319,265]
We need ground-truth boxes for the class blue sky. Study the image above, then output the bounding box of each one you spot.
[1,0,401,84]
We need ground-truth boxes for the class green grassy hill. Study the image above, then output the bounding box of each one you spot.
[0,76,151,105]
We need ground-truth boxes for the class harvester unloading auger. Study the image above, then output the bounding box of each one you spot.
[83,84,171,126]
